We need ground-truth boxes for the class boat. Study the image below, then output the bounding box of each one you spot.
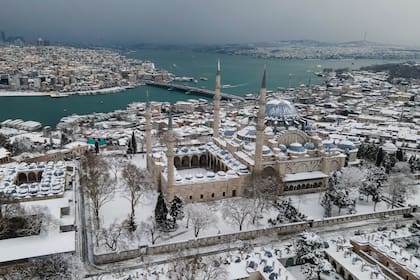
[168,87,174,91]
[50,92,69,98]
[199,77,208,81]
[222,84,232,89]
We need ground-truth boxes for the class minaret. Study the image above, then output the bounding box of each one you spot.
[213,59,221,138]
[254,66,267,174]
[166,109,175,187]
[145,100,152,170]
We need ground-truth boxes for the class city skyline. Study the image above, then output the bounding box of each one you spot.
[2,0,420,46]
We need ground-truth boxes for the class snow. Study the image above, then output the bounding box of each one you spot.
[283,171,328,182]
[288,192,392,219]
[0,195,76,263]
[325,240,389,280]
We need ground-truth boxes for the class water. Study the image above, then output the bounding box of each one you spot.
[0,48,410,127]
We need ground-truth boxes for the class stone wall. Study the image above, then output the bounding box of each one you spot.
[92,206,415,265]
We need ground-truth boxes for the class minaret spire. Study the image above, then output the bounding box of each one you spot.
[166,107,175,187]
[213,59,221,138]
[145,94,152,170]
[254,65,267,174]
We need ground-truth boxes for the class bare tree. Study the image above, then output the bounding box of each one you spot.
[244,175,279,225]
[109,157,125,182]
[4,253,83,280]
[141,217,162,245]
[122,163,152,231]
[169,254,227,280]
[185,204,215,238]
[387,173,416,208]
[101,221,124,251]
[80,154,115,229]
[222,198,253,231]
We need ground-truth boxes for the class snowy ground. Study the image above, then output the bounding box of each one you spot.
[96,154,406,254]
[288,192,392,219]
[287,265,344,280]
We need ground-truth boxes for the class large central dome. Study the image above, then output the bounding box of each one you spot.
[265,99,299,121]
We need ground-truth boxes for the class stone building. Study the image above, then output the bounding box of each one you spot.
[147,64,351,203]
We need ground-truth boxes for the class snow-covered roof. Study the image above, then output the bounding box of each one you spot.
[283,171,328,182]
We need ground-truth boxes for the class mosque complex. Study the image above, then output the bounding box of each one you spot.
[146,63,358,203]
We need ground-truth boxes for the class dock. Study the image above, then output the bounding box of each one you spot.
[144,81,245,101]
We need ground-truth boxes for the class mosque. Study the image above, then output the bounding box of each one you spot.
[146,63,356,203]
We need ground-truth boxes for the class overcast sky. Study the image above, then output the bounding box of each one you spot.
[1,0,420,46]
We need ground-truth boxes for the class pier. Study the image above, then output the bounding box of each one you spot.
[144,81,245,101]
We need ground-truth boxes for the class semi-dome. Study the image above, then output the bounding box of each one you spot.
[265,99,299,120]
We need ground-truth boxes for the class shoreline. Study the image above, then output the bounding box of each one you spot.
[0,85,143,98]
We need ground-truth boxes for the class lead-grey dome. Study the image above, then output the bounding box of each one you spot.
[265,99,299,121]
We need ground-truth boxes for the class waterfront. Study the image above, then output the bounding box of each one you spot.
[0,48,413,127]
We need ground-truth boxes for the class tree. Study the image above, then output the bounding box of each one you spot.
[4,253,83,280]
[80,154,115,229]
[169,195,185,223]
[387,173,416,208]
[321,171,356,215]
[185,204,215,238]
[122,163,152,231]
[359,167,386,211]
[244,175,279,224]
[295,232,333,280]
[338,167,366,194]
[155,192,168,229]
[131,131,137,154]
[101,221,124,251]
[142,217,162,245]
[375,147,384,167]
[222,198,252,231]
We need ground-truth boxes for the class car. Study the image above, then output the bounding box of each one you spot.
[403,213,414,218]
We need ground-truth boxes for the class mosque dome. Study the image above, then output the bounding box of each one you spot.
[304,142,316,150]
[265,99,299,121]
[288,142,306,153]
[337,140,356,151]
[382,141,397,153]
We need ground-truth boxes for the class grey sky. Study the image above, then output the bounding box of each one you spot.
[1,0,420,46]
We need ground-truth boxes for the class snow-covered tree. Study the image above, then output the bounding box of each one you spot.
[169,195,185,223]
[222,198,253,231]
[4,253,83,280]
[295,232,333,280]
[154,192,168,229]
[185,204,215,238]
[387,173,416,208]
[322,171,356,215]
[338,167,366,194]
[101,220,124,251]
[122,163,152,232]
[359,167,386,211]
[80,154,114,229]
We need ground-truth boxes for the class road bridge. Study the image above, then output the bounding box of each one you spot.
[145,81,245,101]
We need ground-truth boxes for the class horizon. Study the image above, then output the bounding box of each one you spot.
[2,0,420,47]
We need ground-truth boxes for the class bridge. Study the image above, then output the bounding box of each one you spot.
[144,81,245,101]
